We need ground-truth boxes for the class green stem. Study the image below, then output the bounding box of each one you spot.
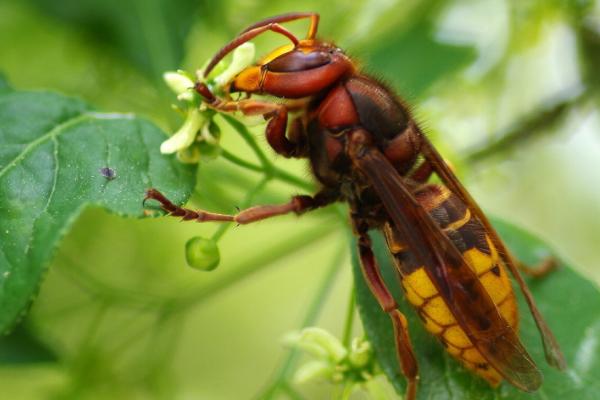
[254,244,346,400]
[220,148,263,173]
[222,114,271,169]
[210,221,230,242]
[221,114,314,191]
[341,287,356,348]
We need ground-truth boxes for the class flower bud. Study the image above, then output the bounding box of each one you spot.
[283,331,329,359]
[348,337,373,368]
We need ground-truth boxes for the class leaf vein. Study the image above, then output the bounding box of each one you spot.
[24,135,60,258]
[135,119,154,189]
[0,112,135,179]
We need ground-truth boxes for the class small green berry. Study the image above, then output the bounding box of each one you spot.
[185,236,220,271]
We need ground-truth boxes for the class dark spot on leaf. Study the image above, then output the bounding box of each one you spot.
[99,167,116,180]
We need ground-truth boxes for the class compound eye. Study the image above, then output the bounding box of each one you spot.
[267,50,330,72]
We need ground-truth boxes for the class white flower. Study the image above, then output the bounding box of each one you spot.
[163,70,195,102]
[284,327,385,398]
[294,360,332,384]
[161,42,256,161]
[160,108,205,154]
[285,327,348,363]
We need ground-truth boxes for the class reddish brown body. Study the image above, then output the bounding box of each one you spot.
[146,12,565,400]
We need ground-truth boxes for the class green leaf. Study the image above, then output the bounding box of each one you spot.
[0,90,196,333]
[0,323,56,364]
[353,218,600,399]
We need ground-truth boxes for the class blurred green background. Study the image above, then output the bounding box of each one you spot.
[1,0,600,399]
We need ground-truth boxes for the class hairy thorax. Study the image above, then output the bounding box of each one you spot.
[304,74,422,222]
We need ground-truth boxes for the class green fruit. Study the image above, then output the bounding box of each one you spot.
[185,236,220,271]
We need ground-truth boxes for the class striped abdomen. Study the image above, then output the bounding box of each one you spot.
[384,184,518,386]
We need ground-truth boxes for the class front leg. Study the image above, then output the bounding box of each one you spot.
[196,83,303,158]
[144,188,337,225]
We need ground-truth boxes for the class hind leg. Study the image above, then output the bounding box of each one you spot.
[354,220,419,400]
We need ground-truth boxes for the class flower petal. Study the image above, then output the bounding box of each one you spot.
[163,71,195,95]
[294,360,332,384]
[160,108,205,154]
[293,327,348,362]
[213,43,256,87]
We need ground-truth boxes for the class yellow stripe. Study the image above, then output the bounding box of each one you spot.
[443,208,471,232]
[259,44,295,64]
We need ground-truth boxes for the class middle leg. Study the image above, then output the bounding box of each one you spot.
[196,83,303,158]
